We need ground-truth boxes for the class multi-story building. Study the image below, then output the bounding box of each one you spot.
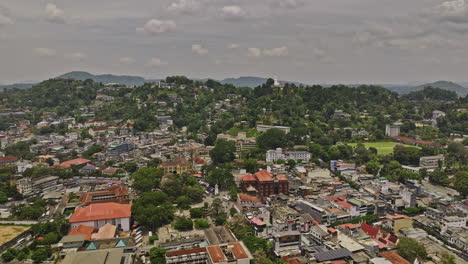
[0,156,17,168]
[32,175,59,193]
[69,202,131,231]
[159,157,193,175]
[256,125,290,134]
[383,214,413,233]
[265,148,311,163]
[419,155,444,169]
[441,216,466,233]
[16,177,32,195]
[165,242,253,264]
[79,185,129,206]
[385,123,401,137]
[240,170,288,197]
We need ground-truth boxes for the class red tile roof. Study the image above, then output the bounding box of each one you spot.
[0,156,17,162]
[255,170,273,182]
[69,202,131,223]
[276,174,288,181]
[166,247,207,257]
[336,201,354,209]
[59,158,91,168]
[68,225,94,240]
[229,242,249,259]
[380,251,410,264]
[241,173,256,182]
[207,246,226,263]
[338,223,357,230]
[239,193,261,203]
[361,222,379,237]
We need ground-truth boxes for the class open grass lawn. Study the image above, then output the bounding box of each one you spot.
[0,225,30,245]
[348,141,398,155]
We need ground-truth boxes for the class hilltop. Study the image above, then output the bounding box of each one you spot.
[56,71,147,87]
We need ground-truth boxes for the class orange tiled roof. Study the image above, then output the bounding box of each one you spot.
[241,173,256,181]
[207,246,226,263]
[166,247,207,257]
[68,225,94,240]
[255,170,273,182]
[386,214,410,220]
[69,202,131,223]
[380,251,410,264]
[228,242,249,259]
[239,193,261,203]
[276,174,288,181]
[59,158,91,168]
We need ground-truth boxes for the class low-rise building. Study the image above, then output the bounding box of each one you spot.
[383,214,413,233]
[69,202,131,231]
[419,155,444,169]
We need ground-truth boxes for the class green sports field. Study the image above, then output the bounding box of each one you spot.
[348,141,398,155]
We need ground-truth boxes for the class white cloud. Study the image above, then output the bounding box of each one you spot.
[45,3,65,24]
[270,0,305,9]
[147,57,168,67]
[64,52,87,61]
[191,44,208,55]
[137,19,176,35]
[248,47,289,57]
[247,48,261,57]
[221,6,247,20]
[33,48,57,57]
[424,0,468,24]
[227,43,239,49]
[0,7,13,26]
[262,46,288,56]
[168,0,199,14]
[119,57,136,65]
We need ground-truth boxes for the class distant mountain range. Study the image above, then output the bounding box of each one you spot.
[1,72,467,96]
[56,71,149,87]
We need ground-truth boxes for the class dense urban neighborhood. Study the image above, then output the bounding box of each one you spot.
[0,76,467,264]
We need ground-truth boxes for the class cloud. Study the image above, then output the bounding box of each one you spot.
[45,3,65,23]
[137,19,176,35]
[227,43,239,49]
[424,0,468,24]
[270,0,305,9]
[262,46,288,56]
[147,57,168,67]
[247,48,262,57]
[248,47,289,57]
[191,44,208,55]
[33,48,57,57]
[221,6,247,20]
[119,57,136,65]
[64,52,87,61]
[0,6,13,26]
[168,0,199,15]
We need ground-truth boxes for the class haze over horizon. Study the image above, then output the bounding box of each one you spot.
[1,0,468,84]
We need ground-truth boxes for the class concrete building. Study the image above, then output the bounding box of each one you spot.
[385,123,401,137]
[165,242,253,264]
[256,125,290,134]
[79,185,129,206]
[265,148,311,163]
[383,215,413,233]
[419,155,444,169]
[16,177,32,195]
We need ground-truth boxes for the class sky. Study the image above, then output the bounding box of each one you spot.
[1,0,468,84]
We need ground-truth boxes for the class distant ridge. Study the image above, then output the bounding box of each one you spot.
[56,71,147,86]
[220,76,306,87]
[0,83,34,90]
[413,80,467,96]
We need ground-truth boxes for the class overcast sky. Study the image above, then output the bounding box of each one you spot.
[1,0,468,84]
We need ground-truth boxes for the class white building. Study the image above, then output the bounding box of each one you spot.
[441,216,466,233]
[256,125,291,134]
[69,203,131,231]
[266,148,311,163]
[385,123,401,137]
[419,155,444,169]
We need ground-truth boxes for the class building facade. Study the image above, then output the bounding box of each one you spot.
[240,170,288,197]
